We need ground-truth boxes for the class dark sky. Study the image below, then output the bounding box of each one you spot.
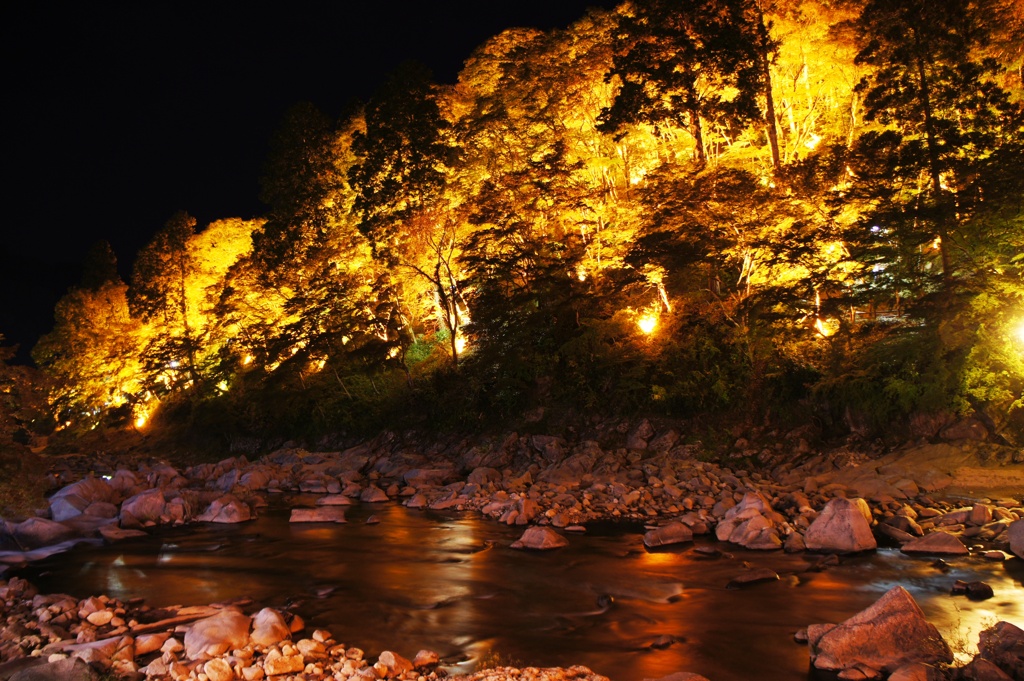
[3,1,620,362]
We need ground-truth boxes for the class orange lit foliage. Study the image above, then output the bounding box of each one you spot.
[34,0,1024,438]
[34,281,145,424]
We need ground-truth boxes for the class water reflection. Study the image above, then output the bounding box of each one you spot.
[22,502,1024,681]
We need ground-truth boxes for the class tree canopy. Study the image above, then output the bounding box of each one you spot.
[30,0,1024,445]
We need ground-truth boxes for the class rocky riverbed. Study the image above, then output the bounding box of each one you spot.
[1,422,1022,680]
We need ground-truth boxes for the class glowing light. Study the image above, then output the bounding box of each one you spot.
[576,266,588,282]
[455,336,468,354]
[242,354,253,366]
[804,133,822,150]
[929,236,942,251]
[638,315,658,335]
[134,414,148,429]
[216,380,229,392]
[1014,320,1024,345]
[168,360,180,368]
[815,318,839,338]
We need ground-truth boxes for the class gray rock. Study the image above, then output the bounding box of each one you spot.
[13,518,75,549]
[809,586,952,675]
[805,498,877,554]
[49,494,90,523]
[120,488,167,526]
[51,477,113,505]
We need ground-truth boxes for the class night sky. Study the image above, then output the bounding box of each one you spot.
[3,1,620,362]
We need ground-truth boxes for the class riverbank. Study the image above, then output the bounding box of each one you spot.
[1,423,1022,679]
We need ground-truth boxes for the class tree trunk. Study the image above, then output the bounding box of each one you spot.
[754,2,781,170]
[910,27,953,285]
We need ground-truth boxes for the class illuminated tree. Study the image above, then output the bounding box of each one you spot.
[130,211,203,390]
[766,0,863,161]
[600,0,769,166]
[349,63,466,367]
[33,280,146,425]
[1,336,48,446]
[852,0,1021,288]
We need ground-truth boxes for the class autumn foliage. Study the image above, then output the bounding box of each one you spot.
[26,0,1024,445]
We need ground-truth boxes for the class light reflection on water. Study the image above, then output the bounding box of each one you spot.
[23,501,1024,681]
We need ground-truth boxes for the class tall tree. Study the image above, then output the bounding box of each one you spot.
[853,0,1020,286]
[349,63,465,367]
[130,211,201,390]
[33,280,145,425]
[600,0,768,166]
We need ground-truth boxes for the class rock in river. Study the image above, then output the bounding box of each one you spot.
[643,521,693,548]
[809,586,952,676]
[1008,519,1024,560]
[290,507,347,523]
[900,532,968,556]
[511,526,568,550]
[805,497,877,554]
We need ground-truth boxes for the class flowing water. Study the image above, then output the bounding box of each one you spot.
[21,500,1024,681]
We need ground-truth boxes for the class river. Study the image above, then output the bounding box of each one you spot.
[20,499,1024,680]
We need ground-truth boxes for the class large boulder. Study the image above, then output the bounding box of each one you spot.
[13,518,76,549]
[805,497,877,553]
[714,492,782,550]
[51,477,113,505]
[50,477,113,521]
[120,488,167,527]
[184,608,251,659]
[644,521,693,548]
[1008,519,1024,560]
[900,532,968,556]
[809,586,952,676]
[250,607,291,646]
[360,485,389,503]
[977,621,1024,680]
[48,495,90,523]
[196,495,251,524]
[511,526,569,550]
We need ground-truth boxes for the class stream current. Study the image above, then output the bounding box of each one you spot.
[20,499,1024,681]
